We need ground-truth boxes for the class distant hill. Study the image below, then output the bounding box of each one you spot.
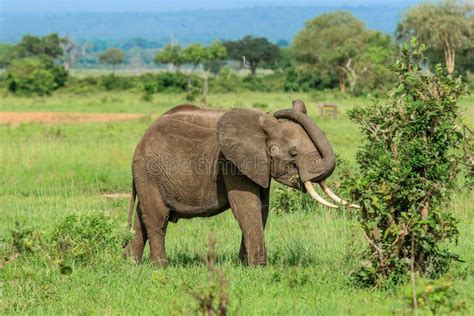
[0,6,409,46]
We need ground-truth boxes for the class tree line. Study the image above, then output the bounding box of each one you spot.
[1,1,472,96]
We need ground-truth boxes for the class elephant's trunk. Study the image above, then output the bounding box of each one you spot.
[275,100,360,209]
[273,108,336,183]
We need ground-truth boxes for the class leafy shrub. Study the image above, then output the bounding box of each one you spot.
[63,76,101,94]
[185,84,201,102]
[101,74,135,91]
[6,57,67,95]
[284,68,338,92]
[48,213,126,264]
[242,75,269,91]
[81,76,100,86]
[403,278,466,314]
[188,236,229,315]
[9,222,43,254]
[283,69,301,92]
[263,72,286,91]
[141,81,156,101]
[271,187,318,214]
[154,72,190,92]
[343,39,468,286]
[211,67,242,93]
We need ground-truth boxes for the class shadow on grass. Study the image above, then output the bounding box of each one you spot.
[141,245,315,268]
[167,251,240,267]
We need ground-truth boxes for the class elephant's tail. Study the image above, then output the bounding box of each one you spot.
[127,179,137,230]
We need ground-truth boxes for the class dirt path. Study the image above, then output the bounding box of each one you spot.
[0,112,143,125]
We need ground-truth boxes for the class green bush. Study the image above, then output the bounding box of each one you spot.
[211,67,242,93]
[9,222,43,254]
[271,187,318,214]
[101,74,135,91]
[155,72,195,92]
[343,39,468,286]
[242,75,269,92]
[403,278,466,314]
[141,81,156,101]
[284,68,336,92]
[185,84,201,102]
[6,57,67,95]
[48,213,126,264]
[262,72,286,91]
[63,76,101,94]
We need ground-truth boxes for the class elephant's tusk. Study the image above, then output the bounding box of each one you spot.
[304,181,338,208]
[319,181,360,209]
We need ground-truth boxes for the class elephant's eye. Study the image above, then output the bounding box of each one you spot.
[268,143,281,156]
[289,146,297,157]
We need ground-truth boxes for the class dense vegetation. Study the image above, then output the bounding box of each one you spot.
[1,1,472,97]
[344,40,470,290]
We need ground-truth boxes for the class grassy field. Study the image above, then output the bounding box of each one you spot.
[0,91,473,314]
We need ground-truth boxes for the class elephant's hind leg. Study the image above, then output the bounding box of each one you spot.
[126,201,148,263]
[135,183,169,267]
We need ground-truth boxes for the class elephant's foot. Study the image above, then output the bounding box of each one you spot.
[248,257,267,267]
[239,246,267,266]
[123,237,146,264]
[151,258,169,268]
[239,253,248,265]
[246,245,267,267]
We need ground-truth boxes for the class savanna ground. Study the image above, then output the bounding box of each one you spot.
[0,90,473,314]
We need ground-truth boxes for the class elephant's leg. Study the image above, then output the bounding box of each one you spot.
[238,236,247,263]
[260,187,270,228]
[239,187,270,264]
[224,174,266,266]
[135,183,169,267]
[125,202,148,263]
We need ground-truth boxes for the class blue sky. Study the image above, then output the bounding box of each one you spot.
[2,0,421,12]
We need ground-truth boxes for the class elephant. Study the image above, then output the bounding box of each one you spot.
[124,99,358,267]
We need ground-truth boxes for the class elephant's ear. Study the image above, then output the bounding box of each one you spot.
[217,109,273,188]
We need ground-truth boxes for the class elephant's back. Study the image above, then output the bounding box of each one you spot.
[132,106,228,212]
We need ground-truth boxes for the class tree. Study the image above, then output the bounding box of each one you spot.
[224,36,280,76]
[98,48,125,73]
[179,41,227,103]
[201,41,227,101]
[16,33,65,60]
[6,58,66,95]
[154,43,184,71]
[344,40,468,286]
[4,33,69,94]
[347,31,397,95]
[61,37,86,72]
[293,11,367,93]
[183,43,208,71]
[127,47,144,75]
[0,44,16,68]
[396,0,473,75]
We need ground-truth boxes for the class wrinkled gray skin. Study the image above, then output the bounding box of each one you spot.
[124,100,336,267]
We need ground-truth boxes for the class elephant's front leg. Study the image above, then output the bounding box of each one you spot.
[239,187,270,264]
[224,174,267,266]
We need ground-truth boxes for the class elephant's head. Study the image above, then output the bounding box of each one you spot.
[217,99,358,208]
